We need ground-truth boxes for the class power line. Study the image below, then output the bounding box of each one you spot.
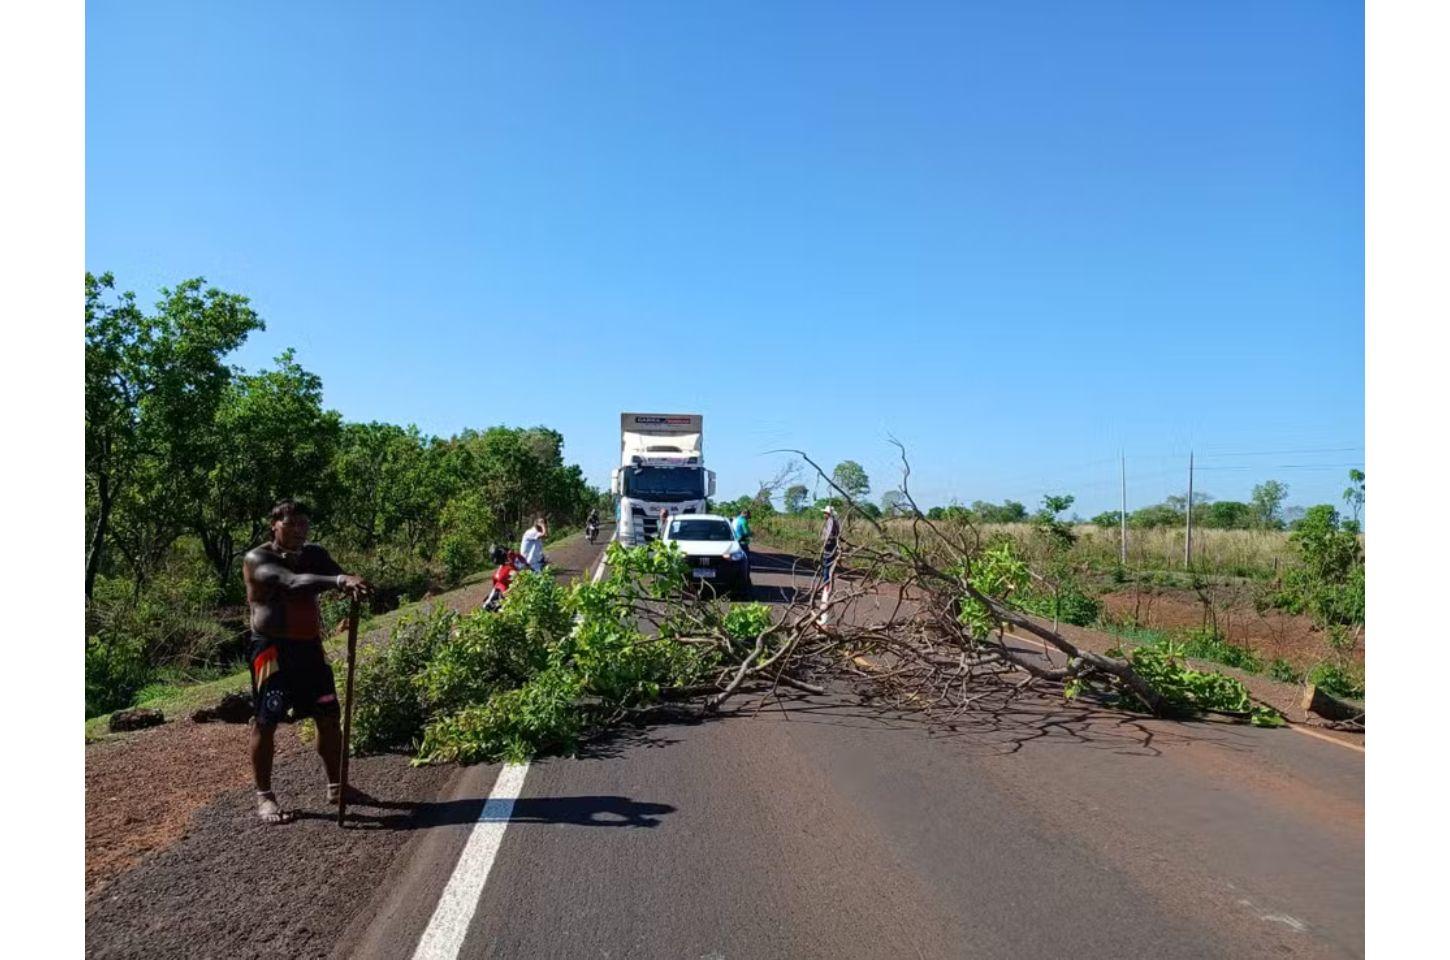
[1196,463,1364,472]
[1194,445,1363,459]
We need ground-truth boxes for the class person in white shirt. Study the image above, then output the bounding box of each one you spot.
[519,517,548,571]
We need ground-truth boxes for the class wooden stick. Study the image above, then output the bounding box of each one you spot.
[337,597,360,827]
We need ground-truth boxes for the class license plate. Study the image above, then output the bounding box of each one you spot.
[691,568,716,578]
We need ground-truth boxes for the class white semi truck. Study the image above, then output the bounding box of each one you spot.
[611,412,716,545]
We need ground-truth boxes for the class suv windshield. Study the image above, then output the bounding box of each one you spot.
[668,519,733,542]
[623,466,704,501]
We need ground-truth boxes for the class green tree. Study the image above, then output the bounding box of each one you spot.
[1200,500,1256,530]
[783,484,809,514]
[831,460,871,501]
[1287,506,1361,587]
[1129,503,1181,528]
[749,488,778,515]
[880,489,909,517]
[85,274,263,597]
[970,500,1028,524]
[941,504,973,524]
[1276,504,1365,678]
[86,273,148,598]
[189,350,342,590]
[330,422,435,550]
[1342,469,1365,530]
[1250,480,1290,530]
[1033,494,1077,548]
[444,426,596,546]
[1091,510,1123,529]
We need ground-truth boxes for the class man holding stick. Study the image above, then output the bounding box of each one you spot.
[243,499,370,825]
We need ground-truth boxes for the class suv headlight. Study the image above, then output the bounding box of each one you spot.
[725,548,746,561]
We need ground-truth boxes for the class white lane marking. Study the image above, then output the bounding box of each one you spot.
[1261,913,1309,933]
[1288,724,1364,754]
[411,762,530,960]
[1235,898,1309,933]
[592,558,608,583]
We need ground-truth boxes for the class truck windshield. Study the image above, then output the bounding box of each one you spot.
[668,519,733,541]
[623,466,704,501]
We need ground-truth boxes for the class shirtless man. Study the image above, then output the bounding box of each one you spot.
[243,499,369,824]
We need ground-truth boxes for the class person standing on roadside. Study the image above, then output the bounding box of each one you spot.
[819,504,841,622]
[520,517,548,572]
[243,499,370,825]
[732,508,752,559]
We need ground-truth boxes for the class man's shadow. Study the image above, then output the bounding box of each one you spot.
[295,789,675,831]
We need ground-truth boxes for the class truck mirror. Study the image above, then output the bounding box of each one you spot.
[707,471,717,497]
[609,469,621,496]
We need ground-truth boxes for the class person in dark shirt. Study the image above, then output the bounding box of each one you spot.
[242,499,369,824]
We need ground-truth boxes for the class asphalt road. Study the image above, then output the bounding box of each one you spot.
[335,544,1364,960]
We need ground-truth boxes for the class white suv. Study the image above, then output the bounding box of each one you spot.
[660,514,751,598]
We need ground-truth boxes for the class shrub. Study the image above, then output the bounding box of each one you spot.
[438,534,480,586]
[1267,659,1300,684]
[89,572,234,667]
[1018,582,1101,627]
[345,543,436,612]
[1306,661,1365,700]
[85,633,152,718]
[1175,627,1264,675]
[1274,505,1364,626]
[350,605,459,753]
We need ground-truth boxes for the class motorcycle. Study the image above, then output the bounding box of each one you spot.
[482,547,551,612]
[586,519,599,544]
[482,547,528,612]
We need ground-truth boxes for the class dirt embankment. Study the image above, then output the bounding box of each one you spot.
[1096,583,1362,672]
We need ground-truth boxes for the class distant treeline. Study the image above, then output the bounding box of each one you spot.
[718,454,1360,536]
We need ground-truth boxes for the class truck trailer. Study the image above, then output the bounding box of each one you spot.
[611,412,716,545]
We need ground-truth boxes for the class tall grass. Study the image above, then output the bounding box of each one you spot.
[1060,525,1297,578]
[758,514,1306,580]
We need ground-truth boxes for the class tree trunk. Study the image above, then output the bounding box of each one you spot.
[197,525,237,593]
[85,473,112,601]
[1300,684,1364,725]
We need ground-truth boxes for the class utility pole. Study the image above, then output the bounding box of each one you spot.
[1184,450,1194,568]
[1119,451,1128,566]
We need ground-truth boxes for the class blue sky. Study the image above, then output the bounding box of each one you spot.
[86,0,1363,516]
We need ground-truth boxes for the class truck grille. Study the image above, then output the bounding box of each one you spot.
[628,507,661,543]
[625,505,701,544]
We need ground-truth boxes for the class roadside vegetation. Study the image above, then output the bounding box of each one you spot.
[102,441,1351,760]
[744,455,1365,704]
[351,542,810,763]
[85,273,602,718]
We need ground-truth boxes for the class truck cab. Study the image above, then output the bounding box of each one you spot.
[611,413,716,545]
